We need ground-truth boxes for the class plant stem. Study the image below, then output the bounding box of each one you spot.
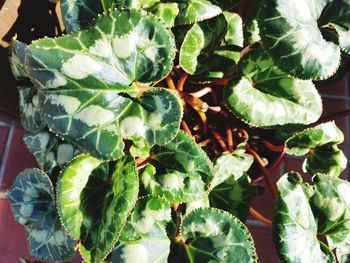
[181,120,192,136]
[246,147,277,199]
[226,127,233,152]
[211,78,229,86]
[210,128,228,152]
[177,73,188,92]
[253,152,286,183]
[166,75,176,90]
[189,86,213,98]
[249,207,272,227]
[261,140,285,152]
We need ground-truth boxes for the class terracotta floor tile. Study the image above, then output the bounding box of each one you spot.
[0,128,37,192]
[317,77,347,97]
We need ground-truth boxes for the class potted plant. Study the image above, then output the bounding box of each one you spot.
[6,0,350,262]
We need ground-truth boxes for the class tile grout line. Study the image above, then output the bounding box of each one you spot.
[0,123,15,187]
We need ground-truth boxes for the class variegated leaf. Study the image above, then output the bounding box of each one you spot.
[7,169,75,261]
[273,172,335,263]
[224,49,322,127]
[311,174,350,262]
[57,154,139,262]
[210,144,253,189]
[112,197,172,263]
[25,9,181,160]
[19,87,45,133]
[257,0,347,80]
[169,208,257,262]
[9,39,28,80]
[140,131,213,203]
[285,122,347,176]
[60,0,108,33]
[153,3,179,27]
[209,173,253,222]
[174,0,240,26]
[23,131,81,174]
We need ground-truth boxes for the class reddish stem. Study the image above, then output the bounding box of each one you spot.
[210,128,228,152]
[261,140,285,152]
[226,127,234,152]
[211,78,229,86]
[253,152,286,183]
[246,147,277,199]
[166,75,176,90]
[249,207,272,227]
[177,73,188,92]
[181,120,192,136]
[189,86,213,98]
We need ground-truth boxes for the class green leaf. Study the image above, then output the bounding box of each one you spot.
[19,87,45,133]
[273,172,335,263]
[180,15,227,75]
[140,131,213,203]
[210,144,253,189]
[285,121,347,176]
[7,169,75,261]
[174,0,240,26]
[224,49,322,127]
[311,174,350,263]
[9,39,28,79]
[257,0,343,80]
[169,208,257,263]
[209,173,253,222]
[112,197,172,263]
[243,1,261,45]
[60,0,108,33]
[330,24,350,54]
[153,3,179,27]
[25,9,181,160]
[23,131,81,174]
[208,146,254,221]
[57,154,139,262]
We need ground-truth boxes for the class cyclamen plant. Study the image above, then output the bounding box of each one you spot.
[6,0,350,262]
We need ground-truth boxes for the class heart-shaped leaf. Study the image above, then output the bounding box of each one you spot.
[312,174,350,262]
[23,131,81,174]
[153,3,179,27]
[273,172,336,263]
[169,208,257,262]
[9,39,28,80]
[57,154,139,262]
[257,0,345,80]
[112,197,172,263]
[7,169,75,261]
[140,131,213,203]
[19,87,45,133]
[285,121,347,176]
[25,9,181,160]
[224,49,322,127]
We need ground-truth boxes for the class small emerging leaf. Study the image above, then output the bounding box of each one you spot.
[285,122,347,176]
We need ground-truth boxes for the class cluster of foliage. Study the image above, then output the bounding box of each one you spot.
[6,0,350,262]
